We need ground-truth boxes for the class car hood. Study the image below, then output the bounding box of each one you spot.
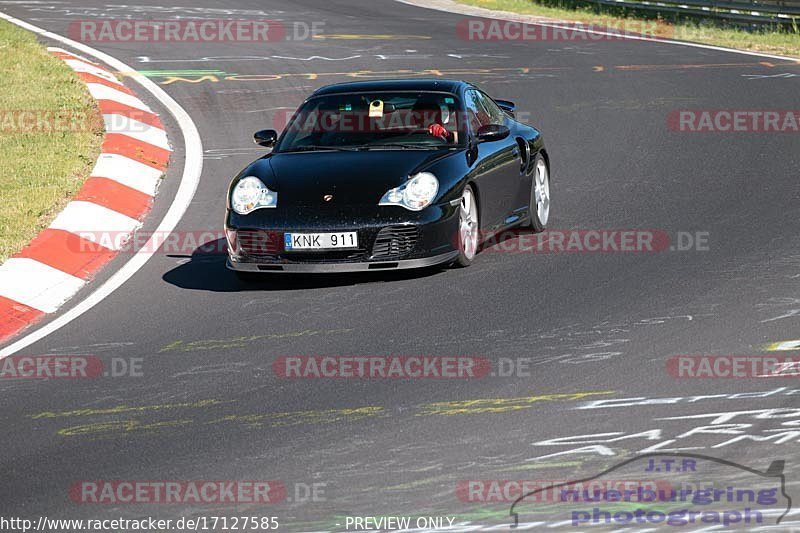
[243,150,453,207]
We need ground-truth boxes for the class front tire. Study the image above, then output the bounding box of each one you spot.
[526,154,550,232]
[453,185,479,267]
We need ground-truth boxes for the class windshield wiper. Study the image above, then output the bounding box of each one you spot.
[281,145,359,153]
[355,143,438,150]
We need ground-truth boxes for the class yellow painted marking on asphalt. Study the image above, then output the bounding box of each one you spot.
[29,399,231,420]
[765,339,800,351]
[43,391,614,438]
[152,75,218,83]
[152,75,219,84]
[147,60,800,86]
[615,62,775,71]
[207,406,384,428]
[383,474,456,491]
[313,34,432,40]
[158,328,353,353]
[494,461,586,472]
[55,407,384,438]
[57,419,194,437]
[159,67,567,85]
[155,60,790,85]
[416,391,615,416]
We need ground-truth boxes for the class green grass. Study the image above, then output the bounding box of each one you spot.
[455,0,800,58]
[0,19,103,262]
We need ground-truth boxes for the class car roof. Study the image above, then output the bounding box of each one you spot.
[311,79,468,96]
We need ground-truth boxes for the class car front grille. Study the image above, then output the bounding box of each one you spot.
[281,249,369,263]
[371,225,419,259]
[236,226,419,262]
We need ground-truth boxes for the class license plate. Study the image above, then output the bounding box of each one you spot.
[284,231,358,251]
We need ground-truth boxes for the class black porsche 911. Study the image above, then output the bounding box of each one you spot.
[224,79,550,275]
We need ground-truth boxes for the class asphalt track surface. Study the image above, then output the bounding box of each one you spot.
[1,0,799,531]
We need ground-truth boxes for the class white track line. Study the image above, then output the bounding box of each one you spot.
[0,11,203,358]
[394,0,800,62]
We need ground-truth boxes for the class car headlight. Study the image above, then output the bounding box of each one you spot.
[379,172,439,211]
[230,176,277,215]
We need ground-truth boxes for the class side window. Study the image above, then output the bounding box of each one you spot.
[464,89,491,132]
[477,91,507,125]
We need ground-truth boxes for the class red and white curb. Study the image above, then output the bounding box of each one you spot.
[0,47,170,343]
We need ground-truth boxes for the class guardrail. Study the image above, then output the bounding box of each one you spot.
[565,0,800,25]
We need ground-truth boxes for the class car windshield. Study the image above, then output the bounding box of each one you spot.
[274,91,465,152]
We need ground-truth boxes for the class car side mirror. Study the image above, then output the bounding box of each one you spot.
[254,129,278,147]
[476,124,510,143]
[495,99,516,117]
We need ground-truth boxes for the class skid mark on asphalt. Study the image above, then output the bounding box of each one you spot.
[0,3,292,18]
[158,328,353,353]
[409,313,706,364]
[42,342,136,354]
[552,96,699,112]
[313,34,431,40]
[171,362,251,378]
[138,55,363,63]
[137,69,227,77]
[757,297,800,322]
[492,460,586,472]
[743,72,800,80]
[203,147,265,160]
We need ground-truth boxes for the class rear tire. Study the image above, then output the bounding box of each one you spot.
[453,185,479,268]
